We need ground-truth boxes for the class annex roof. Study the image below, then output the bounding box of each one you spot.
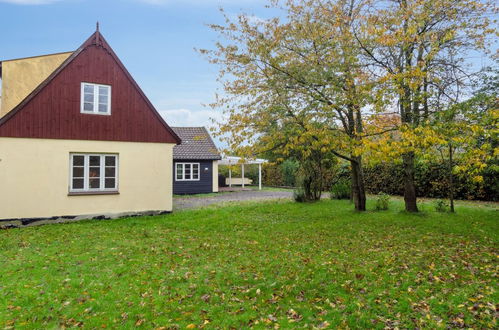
[218,156,268,166]
[172,127,221,160]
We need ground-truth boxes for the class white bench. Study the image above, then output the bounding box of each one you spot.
[226,178,253,186]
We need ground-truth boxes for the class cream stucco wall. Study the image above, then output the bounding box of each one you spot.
[0,52,72,117]
[212,160,219,193]
[0,138,174,219]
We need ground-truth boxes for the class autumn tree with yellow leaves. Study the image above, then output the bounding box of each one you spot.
[202,0,377,210]
[356,0,496,211]
[203,0,496,211]
[424,70,498,212]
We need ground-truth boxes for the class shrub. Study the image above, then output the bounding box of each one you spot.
[330,180,351,200]
[434,199,449,212]
[293,188,307,203]
[262,164,284,187]
[375,192,390,211]
[263,157,339,192]
[363,160,498,201]
[281,159,299,187]
[293,159,328,202]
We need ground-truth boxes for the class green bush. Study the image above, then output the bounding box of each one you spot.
[293,188,307,203]
[375,192,390,211]
[295,161,323,202]
[363,160,498,201]
[434,199,449,212]
[262,164,284,187]
[281,159,299,187]
[264,157,339,192]
[330,180,351,200]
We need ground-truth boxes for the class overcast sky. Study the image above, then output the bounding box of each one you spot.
[0,0,277,146]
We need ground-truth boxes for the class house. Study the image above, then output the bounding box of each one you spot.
[171,127,221,194]
[0,27,181,223]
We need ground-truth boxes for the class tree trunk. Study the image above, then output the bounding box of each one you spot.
[448,143,455,213]
[402,152,418,212]
[350,157,366,211]
[304,176,312,201]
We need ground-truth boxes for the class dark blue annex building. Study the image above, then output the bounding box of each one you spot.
[172,127,221,195]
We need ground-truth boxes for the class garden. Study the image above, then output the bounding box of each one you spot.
[1,198,497,328]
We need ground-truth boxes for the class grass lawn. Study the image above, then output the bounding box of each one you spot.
[0,199,497,329]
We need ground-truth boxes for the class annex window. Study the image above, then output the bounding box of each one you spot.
[175,163,200,181]
[70,154,118,193]
[81,82,111,115]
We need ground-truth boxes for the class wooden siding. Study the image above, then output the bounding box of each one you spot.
[0,34,179,144]
[173,160,214,194]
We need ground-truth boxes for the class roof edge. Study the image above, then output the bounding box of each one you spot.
[0,51,74,63]
[95,33,181,144]
[171,126,207,129]
[174,156,222,161]
[0,48,83,126]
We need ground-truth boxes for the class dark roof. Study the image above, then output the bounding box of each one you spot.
[172,127,221,160]
[0,29,181,145]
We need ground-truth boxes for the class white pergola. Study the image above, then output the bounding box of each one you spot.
[219,156,268,190]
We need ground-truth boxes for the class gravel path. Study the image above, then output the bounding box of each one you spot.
[173,190,294,211]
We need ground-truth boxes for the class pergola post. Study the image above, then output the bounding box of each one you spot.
[220,157,267,191]
[258,163,262,190]
[241,164,245,188]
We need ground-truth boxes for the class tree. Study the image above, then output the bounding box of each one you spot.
[356,0,496,211]
[202,0,374,210]
[364,67,498,211]
[430,68,498,211]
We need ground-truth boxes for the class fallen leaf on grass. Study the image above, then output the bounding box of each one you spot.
[286,309,303,322]
[317,321,330,328]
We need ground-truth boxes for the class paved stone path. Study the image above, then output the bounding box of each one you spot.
[173,190,294,211]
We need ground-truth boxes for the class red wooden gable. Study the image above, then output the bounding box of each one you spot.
[0,30,181,144]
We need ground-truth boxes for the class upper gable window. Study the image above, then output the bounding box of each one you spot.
[81,82,111,115]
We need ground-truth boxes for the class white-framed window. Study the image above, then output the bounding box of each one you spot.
[80,82,111,115]
[70,153,119,193]
[175,163,200,181]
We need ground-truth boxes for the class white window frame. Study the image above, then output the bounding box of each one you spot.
[175,163,200,181]
[69,153,119,193]
[80,82,112,115]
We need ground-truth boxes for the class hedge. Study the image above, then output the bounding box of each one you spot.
[363,161,498,201]
[261,160,498,201]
